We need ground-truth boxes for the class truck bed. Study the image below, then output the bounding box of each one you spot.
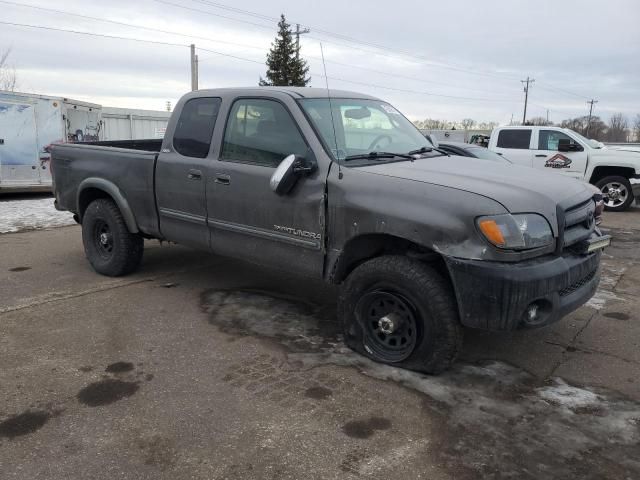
[51,142,161,237]
[78,138,163,152]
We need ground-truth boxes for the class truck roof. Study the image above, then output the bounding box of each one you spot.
[189,87,381,100]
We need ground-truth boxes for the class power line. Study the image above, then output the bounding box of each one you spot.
[187,0,602,100]
[190,0,522,81]
[2,0,519,99]
[0,0,268,53]
[0,19,521,104]
[536,81,591,100]
[0,20,187,48]
[314,74,520,103]
[150,0,524,83]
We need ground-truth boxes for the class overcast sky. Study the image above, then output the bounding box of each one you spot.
[1,0,639,124]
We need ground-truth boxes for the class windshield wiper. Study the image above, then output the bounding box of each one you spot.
[407,146,450,157]
[344,151,414,161]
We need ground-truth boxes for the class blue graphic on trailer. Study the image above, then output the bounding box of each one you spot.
[0,101,38,165]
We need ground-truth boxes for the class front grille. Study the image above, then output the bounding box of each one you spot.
[559,269,596,296]
[562,199,596,249]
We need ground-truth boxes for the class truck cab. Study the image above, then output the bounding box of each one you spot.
[488,125,640,211]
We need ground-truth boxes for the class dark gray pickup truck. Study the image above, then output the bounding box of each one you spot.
[51,87,610,373]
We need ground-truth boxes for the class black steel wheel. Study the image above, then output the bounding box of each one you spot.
[339,255,462,374]
[93,219,114,259]
[82,198,143,277]
[358,290,418,363]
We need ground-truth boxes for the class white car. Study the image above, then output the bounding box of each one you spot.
[488,126,640,211]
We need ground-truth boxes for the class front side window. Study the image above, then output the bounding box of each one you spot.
[221,99,308,167]
[173,97,221,158]
[538,130,579,151]
[300,98,431,161]
[496,129,532,149]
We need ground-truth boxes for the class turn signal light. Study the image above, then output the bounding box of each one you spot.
[478,219,506,247]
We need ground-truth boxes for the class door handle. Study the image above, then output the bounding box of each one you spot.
[215,173,231,185]
[187,169,202,180]
[535,154,547,157]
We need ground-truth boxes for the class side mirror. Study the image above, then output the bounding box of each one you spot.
[558,139,583,152]
[270,154,314,195]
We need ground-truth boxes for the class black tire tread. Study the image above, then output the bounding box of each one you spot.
[339,255,462,374]
[82,198,143,277]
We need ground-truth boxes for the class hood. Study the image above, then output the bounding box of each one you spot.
[358,156,593,227]
[595,146,640,156]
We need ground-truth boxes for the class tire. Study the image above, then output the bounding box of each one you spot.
[338,255,462,374]
[82,199,143,276]
[595,175,634,212]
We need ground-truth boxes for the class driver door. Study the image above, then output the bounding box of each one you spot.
[533,129,587,179]
[207,97,326,277]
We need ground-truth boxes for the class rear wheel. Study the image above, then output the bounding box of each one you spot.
[595,175,634,211]
[82,198,143,276]
[338,255,462,374]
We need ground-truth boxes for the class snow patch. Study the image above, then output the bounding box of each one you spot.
[537,379,601,409]
[586,289,623,310]
[0,197,75,233]
[200,288,640,477]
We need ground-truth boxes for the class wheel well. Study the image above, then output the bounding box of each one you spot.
[77,188,113,220]
[589,166,635,185]
[331,234,447,284]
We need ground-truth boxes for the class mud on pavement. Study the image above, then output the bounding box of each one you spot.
[201,288,640,479]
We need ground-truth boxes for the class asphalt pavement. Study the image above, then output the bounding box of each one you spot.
[1,206,639,479]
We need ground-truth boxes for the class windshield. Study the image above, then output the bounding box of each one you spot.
[466,147,512,163]
[299,98,433,162]
[568,130,603,149]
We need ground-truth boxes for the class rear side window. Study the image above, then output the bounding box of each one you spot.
[173,97,221,158]
[496,129,531,149]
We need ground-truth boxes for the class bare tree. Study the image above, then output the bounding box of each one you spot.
[560,115,607,141]
[461,118,476,130]
[527,116,553,126]
[0,48,18,91]
[633,114,640,142]
[414,118,452,130]
[607,113,629,142]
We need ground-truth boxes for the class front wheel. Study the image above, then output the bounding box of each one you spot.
[595,175,634,211]
[338,256,462,374]
[82,198,143,276]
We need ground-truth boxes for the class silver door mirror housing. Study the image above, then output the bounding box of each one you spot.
[270,154,299,195]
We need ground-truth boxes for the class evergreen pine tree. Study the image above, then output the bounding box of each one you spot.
[259,15,310,87]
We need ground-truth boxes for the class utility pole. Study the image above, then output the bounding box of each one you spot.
[546,109,550,125]
[295,23,310,59]
[586,99,598,137]
[521,76,534,125]
[190,44,198,91]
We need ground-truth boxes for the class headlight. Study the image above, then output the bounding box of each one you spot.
[477,214,553,250]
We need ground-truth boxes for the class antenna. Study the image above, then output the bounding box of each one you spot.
[319,43,343,179]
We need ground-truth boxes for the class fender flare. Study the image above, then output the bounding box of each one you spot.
[77,177,139,233]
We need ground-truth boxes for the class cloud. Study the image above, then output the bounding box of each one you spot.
[1,0,638,122]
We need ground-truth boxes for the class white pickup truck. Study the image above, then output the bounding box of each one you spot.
[488,126,640,211]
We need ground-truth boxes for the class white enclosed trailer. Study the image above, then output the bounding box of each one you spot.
[100,107,170,141]
[0,90,101,192]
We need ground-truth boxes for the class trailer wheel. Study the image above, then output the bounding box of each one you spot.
[338,255,462,374]
[82,198,143,276]
[595,176,634,211]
